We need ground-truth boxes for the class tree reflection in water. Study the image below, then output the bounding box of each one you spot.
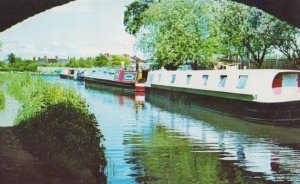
[124,125,271,184]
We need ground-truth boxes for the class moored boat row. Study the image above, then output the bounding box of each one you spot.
[145,69,300,125]
[59,68,89,81]
[59,66,300,126]
[83,68,145,92]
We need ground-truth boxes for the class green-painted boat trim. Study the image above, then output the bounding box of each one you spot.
[151,84,255,101]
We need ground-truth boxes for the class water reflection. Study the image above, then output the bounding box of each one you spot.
[146,95,300,183]
[46,76,300,184]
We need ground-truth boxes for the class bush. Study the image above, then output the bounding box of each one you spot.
[6,73,106,183]
[0,74,5,110]
[15,102,106,183]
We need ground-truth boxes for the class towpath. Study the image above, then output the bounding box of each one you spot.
[0,92,52,184]
[0,94,21,127]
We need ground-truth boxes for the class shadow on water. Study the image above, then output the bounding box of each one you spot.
[146,95,300,145]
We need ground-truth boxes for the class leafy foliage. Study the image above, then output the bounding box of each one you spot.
[216,2,281,68]
[124,0,300,69]
[272,22,300,62]
[0,55,38,72]
[0,73,4,85]
[8,53,17,64]
[0,53,133,71]
[111,55,131,67]
[0,90,4,110]
[94,54,110,67]
[137,0,217,70]
[0,74,5,110]
[66,57,94,68]
[15,102,106,183]
[124,1,150,35]
[65,54,132,68]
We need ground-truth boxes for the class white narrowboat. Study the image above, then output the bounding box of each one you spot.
[59,68,76,79]
[84,67,145,92]
[145,69,300,126]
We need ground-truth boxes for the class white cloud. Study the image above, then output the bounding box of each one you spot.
[0,0,138,60]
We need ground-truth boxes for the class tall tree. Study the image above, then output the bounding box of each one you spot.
[137,0,217,70]
[124,0,160,36]
[8,53,16,65]
[124,1,150,36]
[272,21,300,63]
[217,2,279,68]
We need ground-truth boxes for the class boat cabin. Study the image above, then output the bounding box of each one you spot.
[146,69,300,103]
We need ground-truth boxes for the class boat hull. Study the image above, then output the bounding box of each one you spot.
[146,85,300,126]
[76,75,85,81]
[84,77,137,91]
[59,74,74,79]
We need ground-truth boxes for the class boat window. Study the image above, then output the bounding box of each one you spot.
[272,73,282,95]
[148,74,154,83]
[114,72,119,80]
[218,75,227,87]
[171,74,176,83]
[282,73,298,87]
[186,74,192,85]
[202,75,209,86]
[272,73,282,88]
[236,75,248,89]
[158,74,162,82]
[123,72,137,81]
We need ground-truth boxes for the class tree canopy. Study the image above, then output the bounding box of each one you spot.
[217,2,284,68]
[136,0,217,69]
[124,0,300,70]
[272,21,300,63]
[124,1,150,36]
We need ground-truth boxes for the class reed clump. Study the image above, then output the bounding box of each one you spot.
[0,90,4,110]
[0,73,5,110]
[6,73,106,183]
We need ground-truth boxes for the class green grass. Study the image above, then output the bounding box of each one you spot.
[6,73,88,122]
[0,90,5,110]
[0,73,5,110]
[5,73,106,183]
[0,73,4,85]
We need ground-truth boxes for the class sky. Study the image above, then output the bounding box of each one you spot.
[0,0,138,60]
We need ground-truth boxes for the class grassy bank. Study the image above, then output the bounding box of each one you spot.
[0,90,4,110]
[6,73,106,183]
[0,74,5,110]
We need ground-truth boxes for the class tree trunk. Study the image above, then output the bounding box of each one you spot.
[255,59,263,69]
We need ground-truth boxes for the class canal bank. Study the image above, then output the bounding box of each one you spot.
[0,93,21,127]
[0,74,107,183]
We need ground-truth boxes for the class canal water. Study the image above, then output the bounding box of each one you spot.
[46,76,300,184]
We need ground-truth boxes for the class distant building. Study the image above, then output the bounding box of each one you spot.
[99,52,152,69]
[36,56,69,64]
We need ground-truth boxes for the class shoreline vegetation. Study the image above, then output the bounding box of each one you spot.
[0,53,132,73]
[0,90,4,110]
[0,73,107,183]
[0,74,5,110]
